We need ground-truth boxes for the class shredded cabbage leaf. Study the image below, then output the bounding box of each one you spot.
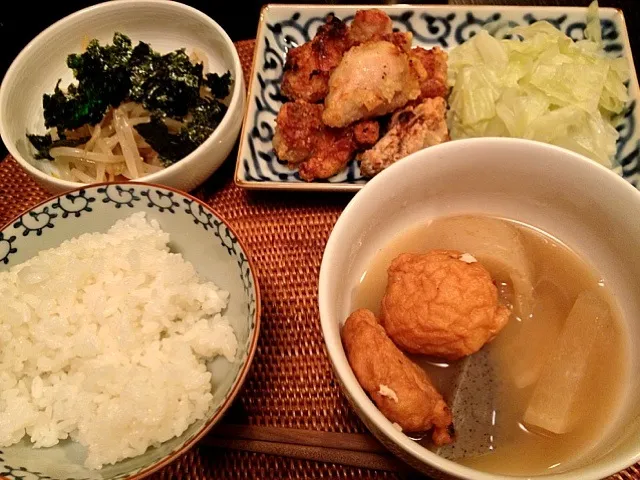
[447,1,629,167]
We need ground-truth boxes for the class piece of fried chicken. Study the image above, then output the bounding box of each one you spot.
[349,9,413,52]
[273,100,379,181]
[358,97,449,177]
[322,41,426,128]
[381,250,511,360]
[281,15,351,103]
[411,46,449,100]
[342,308,454,445]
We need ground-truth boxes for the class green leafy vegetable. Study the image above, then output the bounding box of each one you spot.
[205,71,232,99]
[129,48,204,117]
[26,133,91,160]
[29,32,232,163]
[44,33,133,131]
[133,115,194,166]
[181,97,228,145]
[585,0,603,46]
[447,0,629,167]
[134,97,228,166]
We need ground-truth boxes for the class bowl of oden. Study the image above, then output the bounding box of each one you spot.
[319,138,640,480]
[0,0,245,194]
[0,183,260,479]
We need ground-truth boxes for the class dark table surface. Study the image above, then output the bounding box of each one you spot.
[0,0,638,159]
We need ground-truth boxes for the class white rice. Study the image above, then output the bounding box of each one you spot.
[0,212,238,468]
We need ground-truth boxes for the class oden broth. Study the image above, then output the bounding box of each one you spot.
[353,215,628,476]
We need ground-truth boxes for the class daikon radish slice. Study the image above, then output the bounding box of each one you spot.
[422,216,534,320]
[523,291,609,434]
[507,280,569,389]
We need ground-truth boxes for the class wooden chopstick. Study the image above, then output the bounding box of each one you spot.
[203,424,406,472]
[211,424,389,453]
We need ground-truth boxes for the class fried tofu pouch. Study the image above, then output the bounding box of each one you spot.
[342,308,454,445]
[381,250,511,360]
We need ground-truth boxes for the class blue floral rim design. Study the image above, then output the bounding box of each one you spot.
[2,183,258,328]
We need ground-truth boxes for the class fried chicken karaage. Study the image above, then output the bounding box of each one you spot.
[275,8,450,181]
[322,41,426,128]
[348,9,413,52]
[411,47,449,100]
[381,250,511,360]
[359,97,449,177]
[273,101,324,164]
[353,120,380,147]
[342,308,454,444]
[273,101,379,180]
[281,15,351,103]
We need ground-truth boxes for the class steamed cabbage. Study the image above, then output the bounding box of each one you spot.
[447,1,630,167]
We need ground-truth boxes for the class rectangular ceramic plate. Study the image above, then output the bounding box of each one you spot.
[236,4,640,192]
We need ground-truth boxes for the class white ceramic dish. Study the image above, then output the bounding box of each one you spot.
[0,0,245,194]
[236,4,640,192]
[319,138,640,479]
[0,182,260,480]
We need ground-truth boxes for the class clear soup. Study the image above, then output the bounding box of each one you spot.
[353,215,628,476]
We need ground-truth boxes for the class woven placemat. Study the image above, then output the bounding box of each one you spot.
[0,39,637,480]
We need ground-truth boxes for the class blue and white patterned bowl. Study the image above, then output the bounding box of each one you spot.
[236,4,640,191]
[0,183,260,480]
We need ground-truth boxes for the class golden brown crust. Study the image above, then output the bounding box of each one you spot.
[348,9,412,52]
[273,100,358,181]
[322,41,425,128]
[298,128,356,181]
[276,11,449,181]
[348,9,393,44]
[358,97,449,177]
[273,101,325,164]
[342,308,454,445]
[410,46,449,100]
[380,250,511,360]
[281,15,351,103]
[353,120,380,147]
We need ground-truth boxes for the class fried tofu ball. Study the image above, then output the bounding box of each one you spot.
[381,250,510,360]
[342,308,454,445]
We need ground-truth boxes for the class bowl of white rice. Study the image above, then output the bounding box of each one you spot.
[0,183,260,479]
